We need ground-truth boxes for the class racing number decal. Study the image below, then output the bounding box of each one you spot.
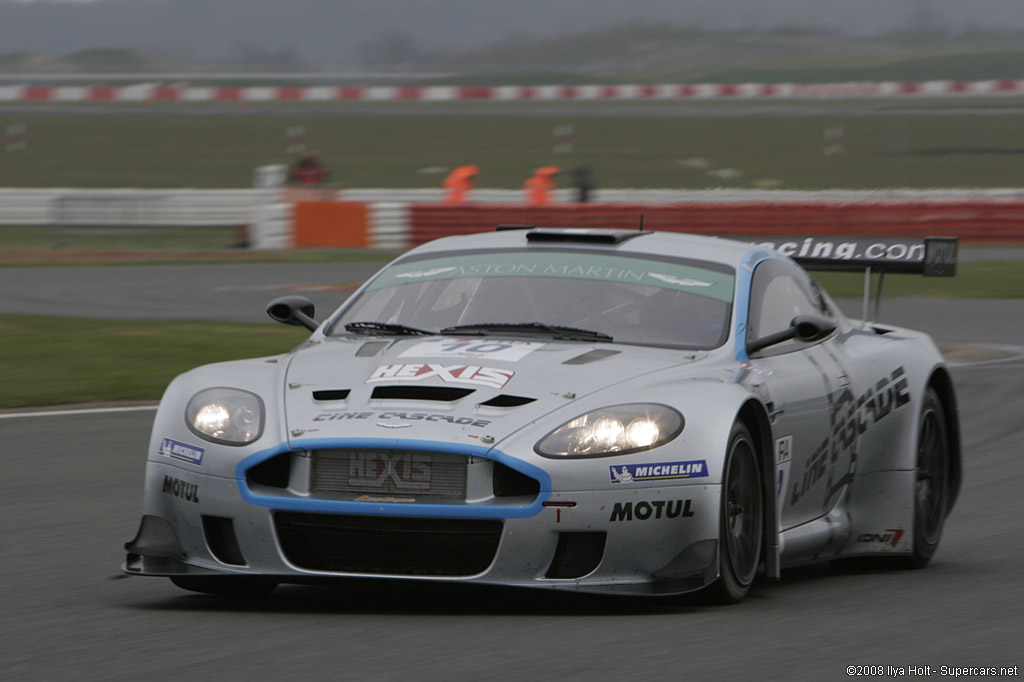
[400,339,543,362]
[441,341,512,353]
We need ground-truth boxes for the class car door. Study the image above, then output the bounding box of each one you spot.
[744,258,851,530]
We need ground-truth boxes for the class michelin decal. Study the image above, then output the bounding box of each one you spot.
[610,460,708,484]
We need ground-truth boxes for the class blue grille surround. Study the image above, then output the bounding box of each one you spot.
[236,437,551,519]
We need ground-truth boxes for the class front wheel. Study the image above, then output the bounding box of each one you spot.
[701,421,763,604]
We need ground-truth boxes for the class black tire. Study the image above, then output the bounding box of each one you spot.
[903,386,951,568]
[170,575,278,597]
[702,421,763,604]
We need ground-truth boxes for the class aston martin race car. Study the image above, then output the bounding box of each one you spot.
[124,227,961,603]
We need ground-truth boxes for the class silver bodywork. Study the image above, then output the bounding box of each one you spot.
[125,229,961,595]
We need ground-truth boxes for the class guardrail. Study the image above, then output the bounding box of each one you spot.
[0,188,276,226]
[4,188,1024,248]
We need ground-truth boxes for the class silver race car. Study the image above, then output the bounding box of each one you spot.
[125,227,961,603]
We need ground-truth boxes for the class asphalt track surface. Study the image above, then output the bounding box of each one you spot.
[2,261,1022,681]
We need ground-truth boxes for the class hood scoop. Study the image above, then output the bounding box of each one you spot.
[355,341,390,357]
[563,349,621,365]
[478,394,536,408]
[312,389,351,401]
[370,386,475,402]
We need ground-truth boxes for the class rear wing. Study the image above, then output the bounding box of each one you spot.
[753,236,958,321]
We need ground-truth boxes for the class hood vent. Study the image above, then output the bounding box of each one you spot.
[313,389,351,401]
[479,394,536,408]
[371,386,475,402]
[355,341,389,357]
[563,349,621,365]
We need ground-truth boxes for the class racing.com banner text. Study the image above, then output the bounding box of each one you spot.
[745,236,957,276]
[755,237,926,263]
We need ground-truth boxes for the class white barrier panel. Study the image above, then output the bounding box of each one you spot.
[250,203,293,250]
[0,188,277,226]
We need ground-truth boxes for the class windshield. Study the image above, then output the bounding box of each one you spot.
[329,249,735,349]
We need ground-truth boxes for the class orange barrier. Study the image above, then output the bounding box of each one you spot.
[409,202,1024,246]
[292,201,369,248]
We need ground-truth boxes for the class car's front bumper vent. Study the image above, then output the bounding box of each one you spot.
[202,515,246,566]
[274,512,502,576]
[546,531,606,579]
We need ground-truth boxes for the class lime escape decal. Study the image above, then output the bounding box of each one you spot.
[368,252,735,303]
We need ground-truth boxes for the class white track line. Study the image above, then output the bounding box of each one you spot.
[0,405,158,420]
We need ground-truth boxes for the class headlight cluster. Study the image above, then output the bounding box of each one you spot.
[185,388,264,445]
[535,404,683,458]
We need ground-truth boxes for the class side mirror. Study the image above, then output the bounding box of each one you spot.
[747,314,836,355]
[266,295,318,331]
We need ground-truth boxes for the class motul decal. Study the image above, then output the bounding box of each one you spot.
[366,363,514,389]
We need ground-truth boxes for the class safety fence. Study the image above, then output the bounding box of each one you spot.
[3,188,1024,248]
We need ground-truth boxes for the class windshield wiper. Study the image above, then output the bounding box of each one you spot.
[343,321,433,336]
[440,322,613,342]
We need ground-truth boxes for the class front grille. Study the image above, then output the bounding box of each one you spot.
[275,512,502,576]
[311,449,467,501]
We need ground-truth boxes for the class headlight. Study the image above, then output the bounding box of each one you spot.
[185,388,264,445]
[535,404,683,458]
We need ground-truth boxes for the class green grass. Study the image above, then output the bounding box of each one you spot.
[2,111,1024,190]
[0,315,306,408]
[0,225,401,264]
[635,50,1024,84]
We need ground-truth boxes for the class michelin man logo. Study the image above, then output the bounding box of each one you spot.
[610,466,634,484]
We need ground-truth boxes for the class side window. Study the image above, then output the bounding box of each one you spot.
[748,259,833,355]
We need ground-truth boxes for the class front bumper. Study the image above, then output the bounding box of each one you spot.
[125,446,722,596]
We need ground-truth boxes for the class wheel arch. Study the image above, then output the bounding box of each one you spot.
[927,367,962,513]
[736,398,780,579]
